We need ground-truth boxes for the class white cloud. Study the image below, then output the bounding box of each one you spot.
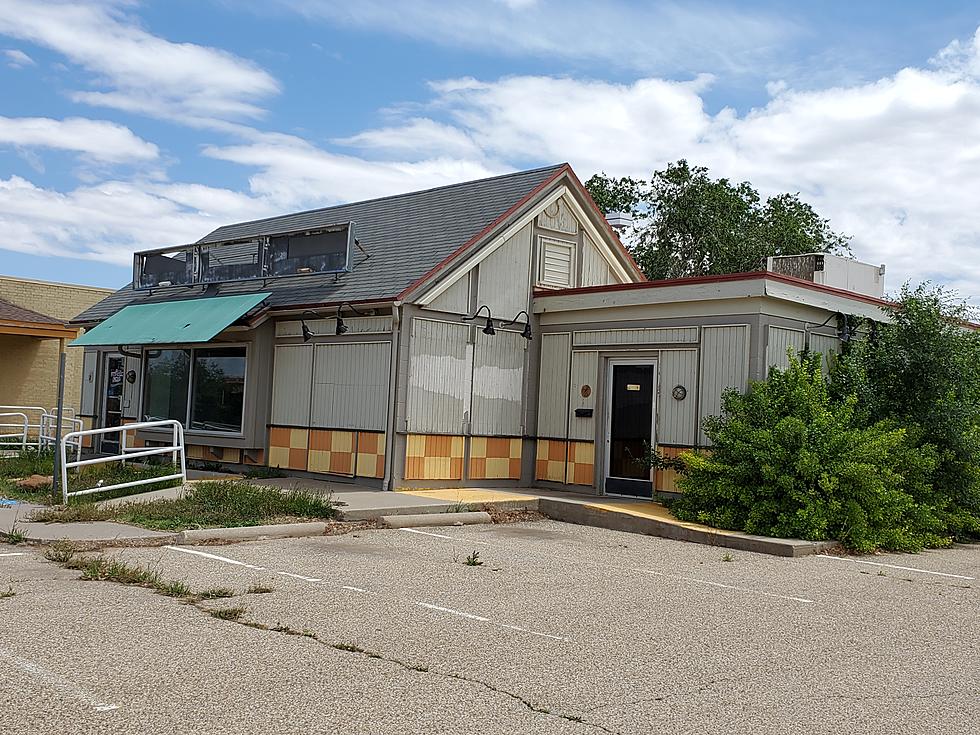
[2,47,33,67]
[273,0,796,76]
[0,0,279,125]
[0,116,158,163]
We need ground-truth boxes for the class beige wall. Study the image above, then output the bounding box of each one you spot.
[0,276,114,411]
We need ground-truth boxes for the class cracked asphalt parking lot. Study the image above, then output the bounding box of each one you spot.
[1,521,978,735]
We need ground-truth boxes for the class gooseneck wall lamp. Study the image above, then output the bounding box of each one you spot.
[300,310,319,342]
[463,304,496,336]
[504,310,533,341]
[335,302,366,335]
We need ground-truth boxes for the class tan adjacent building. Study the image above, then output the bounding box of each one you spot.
[0,276,115,414]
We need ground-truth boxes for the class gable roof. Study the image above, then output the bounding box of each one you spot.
[0,299,63,325]
[72,164,569,324]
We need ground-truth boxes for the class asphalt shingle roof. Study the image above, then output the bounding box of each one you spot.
[73,164,567,324]
[0,299,62,325]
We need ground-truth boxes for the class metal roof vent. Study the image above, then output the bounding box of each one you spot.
[605,211,633,233]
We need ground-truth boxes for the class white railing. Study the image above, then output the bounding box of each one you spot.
[60,420,186,503]
[40,412,83,464]
[0,405,47,446]
[0,412,29,451]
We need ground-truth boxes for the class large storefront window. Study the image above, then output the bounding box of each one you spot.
[191,348,246,432]
[142,346,246,433]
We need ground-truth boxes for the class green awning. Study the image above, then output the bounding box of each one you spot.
[71,292,270,347]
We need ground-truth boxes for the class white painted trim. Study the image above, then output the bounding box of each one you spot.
[537,235,577,289]
[417,184,635,306]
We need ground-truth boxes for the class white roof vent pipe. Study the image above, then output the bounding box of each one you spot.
[605,211,633,233]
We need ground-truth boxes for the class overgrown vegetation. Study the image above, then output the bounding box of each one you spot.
[29,480,337,531]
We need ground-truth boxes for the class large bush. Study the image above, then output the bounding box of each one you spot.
[673,354,946,552]
[832,284,980,539]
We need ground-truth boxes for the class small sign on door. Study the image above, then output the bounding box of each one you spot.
[626,384,641,391]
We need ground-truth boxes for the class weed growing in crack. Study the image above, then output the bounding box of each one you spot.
[721,553,734,562]
[198,587,236,599]
[247,584,274,594]
[43,539,76,564]
[332,642,366,653]
[4,524,27,545]
[157,580,192,598]
[464,550,483,566]
[210,606,246,621]
[0,584,14,599]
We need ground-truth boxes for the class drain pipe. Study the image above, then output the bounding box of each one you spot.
[382,302,402,491]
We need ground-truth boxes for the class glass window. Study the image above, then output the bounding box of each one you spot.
[190,347,247,432]
[143,349,190,422]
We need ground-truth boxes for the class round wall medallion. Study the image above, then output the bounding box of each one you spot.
[672,385,687,401]
[544,202,560,217]
[126,370,138,384]
[580,384,592,398]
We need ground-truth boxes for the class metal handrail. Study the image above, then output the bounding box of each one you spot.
[40,413,83,464]
[60,420,186,503]
[0,412,29,451]
[0,405,47,446]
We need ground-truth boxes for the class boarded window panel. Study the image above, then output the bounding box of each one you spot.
[312,342,391,431]
[568,351,598,441]
[658,349,698,446]
[698,325,750,445]
[537,333,571,439]
[809,333,841,375]
[407,319,471,434]
[471,330,526,436]
[80,351,97,415]
[766,326,806,375]
[271,344,312,426]
[538,237,575,288]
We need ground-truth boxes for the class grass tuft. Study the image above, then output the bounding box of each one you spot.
[0,584,14,599]
[247,584,274,594]
[3,524,28,545]
[210,606,246,621]
[464,550,484,566]
[198,587,236,600]
[43,539,77,563]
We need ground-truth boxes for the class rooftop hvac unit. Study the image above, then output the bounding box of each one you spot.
[766,253,886,298]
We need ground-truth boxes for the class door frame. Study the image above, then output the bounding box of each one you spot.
[99,352,126,454]
[602,357,658,498]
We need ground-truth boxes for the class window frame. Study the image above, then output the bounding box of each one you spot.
[140,343,249,438]
[537,235,577,289]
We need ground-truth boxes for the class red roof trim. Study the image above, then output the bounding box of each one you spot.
[561,166,646,281]
[534,270,897,309]
[396,164,572,301]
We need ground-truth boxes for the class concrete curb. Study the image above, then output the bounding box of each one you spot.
[537,499,838,558]
[381,511,492,529]
[176,522,327,544]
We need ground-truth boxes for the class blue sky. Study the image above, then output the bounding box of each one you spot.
[2,1,980,299]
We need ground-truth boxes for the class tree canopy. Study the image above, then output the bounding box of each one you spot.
[585,160,851,281]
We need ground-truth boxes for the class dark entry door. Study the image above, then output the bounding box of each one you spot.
[101,355,125,454]
[605,363,655,498]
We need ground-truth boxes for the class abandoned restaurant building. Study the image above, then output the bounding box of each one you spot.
[70,164,889,498]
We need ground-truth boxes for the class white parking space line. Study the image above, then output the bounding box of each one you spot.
[0,552,26,557]
[635,568,815,604]
[164,544,570,643]
[399,528,491,545]
[165,546,266,570]
[816,555,975,580]
[0,646,120,712]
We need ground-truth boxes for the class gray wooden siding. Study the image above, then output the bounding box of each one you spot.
[657,349,698,446]
[580,234,611,288]
[312,342,391,431]
[766,325,806,374]
[568,351,598,441]
[406,318,470,434]
[122,355,141,419]
[537,333,571,438]
[271,344,313,426]
[536,197,578,235]
[478,223,532,317]
[426,272,470,314]
[80,351,97,415]
[698,325,750,445]
[471,329,526,436]
[809,333,841,375]
[573,326,699,347]
[275,315,392,338]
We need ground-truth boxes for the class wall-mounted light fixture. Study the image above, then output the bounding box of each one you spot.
[336,302,366,335]
[503,310,533,341]
[463,304,496,335]
[300,310,320,342]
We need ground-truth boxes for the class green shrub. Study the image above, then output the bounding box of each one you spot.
[673,354,948,552]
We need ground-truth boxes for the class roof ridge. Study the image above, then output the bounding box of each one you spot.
[198,163,568,242]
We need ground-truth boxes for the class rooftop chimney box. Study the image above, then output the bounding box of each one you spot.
[766,253,885,298]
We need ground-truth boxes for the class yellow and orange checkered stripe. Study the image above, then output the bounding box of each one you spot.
[185,444,242,463]
[469,437,522,480]
[268,426,385,479]
[535,439,594,486]
[654,446,687,493]
[404,434,464,480]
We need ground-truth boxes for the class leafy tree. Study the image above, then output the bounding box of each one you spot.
[832,284,980,538]
[585,160,850,280]
[673,353,945,552]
